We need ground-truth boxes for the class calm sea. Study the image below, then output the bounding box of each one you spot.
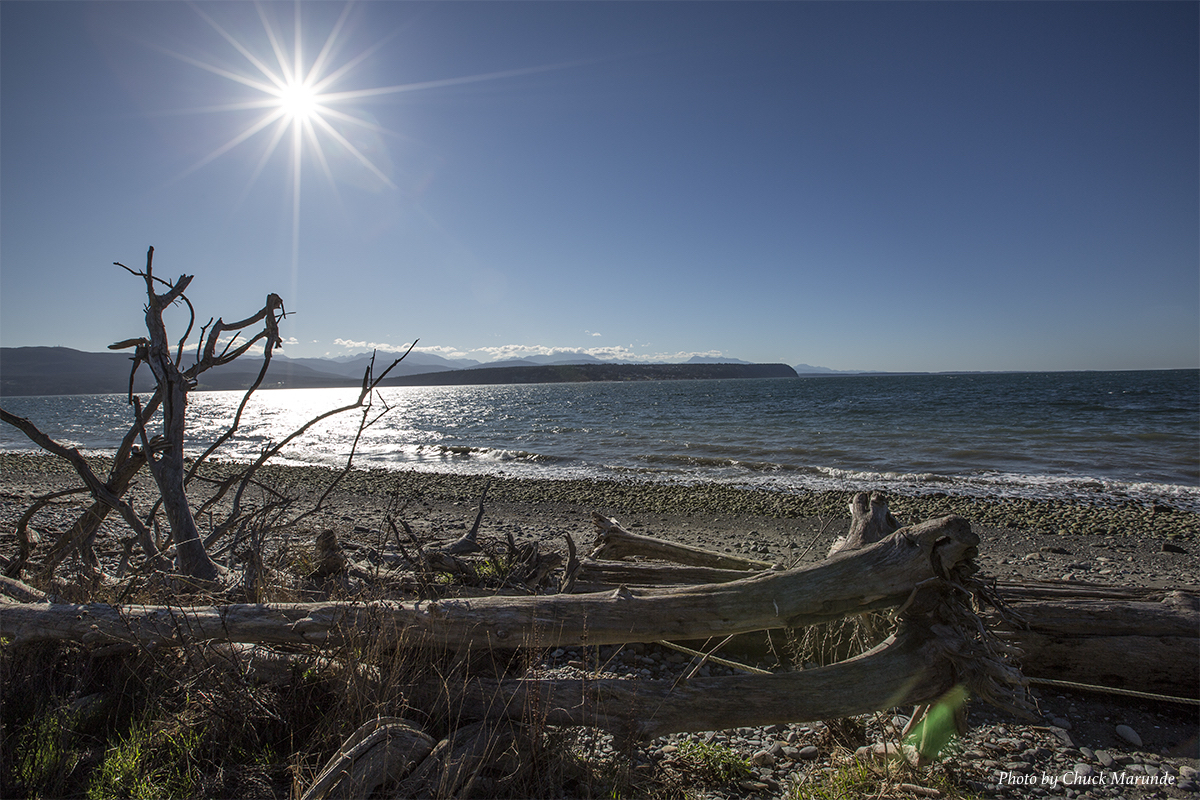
[2,371,1197,510]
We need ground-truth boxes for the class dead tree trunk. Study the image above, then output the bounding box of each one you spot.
[0,516,977,650]
[988,580,1199,698]
[110,247,290,579]
[132,250,222,581]
[459,613,957,741]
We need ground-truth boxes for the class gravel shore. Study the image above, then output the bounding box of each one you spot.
[2,451,1197,798]
[7,451,1195,586]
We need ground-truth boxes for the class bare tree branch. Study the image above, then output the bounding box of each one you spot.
[0,408,167,573]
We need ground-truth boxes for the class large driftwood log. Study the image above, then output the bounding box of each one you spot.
[988,580,1199,698]
[460,618,955,741]
[0,516,976,650]
[589,513,775,570]
[573,558,752,590]
[822,493,1198,698]
[392,720,526,799]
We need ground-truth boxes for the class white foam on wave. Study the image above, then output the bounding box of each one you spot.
[709,464,1200,512]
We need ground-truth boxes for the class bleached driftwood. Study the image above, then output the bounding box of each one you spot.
[988,580,1199,698]
[0,515,976,651]
[453,606,960,741]
[589,513,776,570]
[391,720,526,799]
[301,717,435,800]
[829,491,900,555]
[0,574,52,604]
[572,558,752,590]
[821,494,1200,699]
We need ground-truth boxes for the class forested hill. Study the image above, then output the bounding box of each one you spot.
[0,347,796,395]
[381,362,798,386]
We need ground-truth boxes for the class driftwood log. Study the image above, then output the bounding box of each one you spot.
[830,491,900,555]
[589,513,775,570]
[989,580,1199,698]
[572,559,751,591]
[456,602,963,740]
[301,717,436,800]
[820,493,1200,699]
[0,515,975,651]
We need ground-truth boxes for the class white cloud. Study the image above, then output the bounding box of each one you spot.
[444,343,730,363]
[332,338,734,364]
[413,344,473,359]
[333,338,416,354]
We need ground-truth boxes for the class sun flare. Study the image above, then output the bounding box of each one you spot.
[150,1,579,278]
[276,80,321,121]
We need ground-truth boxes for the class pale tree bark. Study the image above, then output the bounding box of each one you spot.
[589,513,776,570]
[829,491,900,555]
[0,516,978,649]
[129,250,222,580]
[113,246,287,580]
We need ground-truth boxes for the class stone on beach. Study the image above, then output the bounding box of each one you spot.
[1115,724,1143,747]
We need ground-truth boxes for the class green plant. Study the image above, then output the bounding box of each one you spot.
[13,709,82,797]
[675,739,752,785]
[789,758,880,799]
[904,685,969,763]
[86,718,202,800]
[787,751,983,800]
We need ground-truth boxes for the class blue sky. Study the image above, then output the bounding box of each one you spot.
[2,2,1196,372]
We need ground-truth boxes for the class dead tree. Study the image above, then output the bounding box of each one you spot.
[2,246,410,584]
[107,247,289,580]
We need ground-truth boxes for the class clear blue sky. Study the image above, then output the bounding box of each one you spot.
[2,2,1196,372]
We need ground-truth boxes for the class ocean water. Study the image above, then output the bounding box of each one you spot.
[2,370,1197,510]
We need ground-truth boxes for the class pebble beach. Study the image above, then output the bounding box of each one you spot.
[1,450,1197,798]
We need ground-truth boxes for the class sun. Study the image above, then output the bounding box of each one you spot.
[166,1,399,191]
[149,1,580,276]
[276,79,321,122]
[147,2,405,277]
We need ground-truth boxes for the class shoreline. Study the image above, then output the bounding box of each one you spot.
[2,451,1196,544]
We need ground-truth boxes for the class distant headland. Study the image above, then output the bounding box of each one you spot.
[383,362,797,386]
[0,347,797,396]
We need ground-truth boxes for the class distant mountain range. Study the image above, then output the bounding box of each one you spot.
[0,347,801,396]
